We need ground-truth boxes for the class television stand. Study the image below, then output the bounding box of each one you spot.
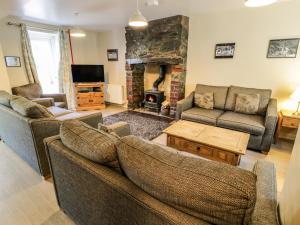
[75,83,105,111]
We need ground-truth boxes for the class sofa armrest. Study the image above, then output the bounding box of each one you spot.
[99,122,131,137]
[251,160,279,225]
[175,91,194,120]
[41,93,67,104]
[32,98,55,107]
[29,118,61,177]
[265,98,278,136]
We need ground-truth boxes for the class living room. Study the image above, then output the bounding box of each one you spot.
[0,0,299,225]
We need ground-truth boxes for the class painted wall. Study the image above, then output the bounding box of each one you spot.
[0,41,11,92]
[0,16,102,89]
[280,128,300,225]
[186,1,300,110]
[97,28,126,86]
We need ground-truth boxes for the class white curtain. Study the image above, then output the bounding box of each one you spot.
[20,24,40,84]
[58,29,76,110]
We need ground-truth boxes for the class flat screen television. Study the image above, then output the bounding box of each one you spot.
[71,65,105,83]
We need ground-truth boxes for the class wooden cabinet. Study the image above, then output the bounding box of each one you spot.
[75,83,105,111]
[275,110,300,143]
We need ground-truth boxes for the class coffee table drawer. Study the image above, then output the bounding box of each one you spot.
[167,135,241,166]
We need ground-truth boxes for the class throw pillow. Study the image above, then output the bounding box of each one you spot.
[60,120,120,169]
[235,93,260,115]
[116,135,257,225]
[0,91,13,107]
[10,96,53,118]
[194,92,214,109]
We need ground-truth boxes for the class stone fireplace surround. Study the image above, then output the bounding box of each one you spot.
[125,15,189,117]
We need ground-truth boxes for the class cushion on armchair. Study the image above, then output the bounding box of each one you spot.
[60,120,120,169]
[234,93,260,115]
[194,92,214,109]
[116,135,257,225]
[195,84,229,110]
[0,91,13,107]
[10,96,54,118]
[12,83,42,99]
[225,86,271,115]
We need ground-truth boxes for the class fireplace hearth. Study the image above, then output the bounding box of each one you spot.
[144,65,167,112]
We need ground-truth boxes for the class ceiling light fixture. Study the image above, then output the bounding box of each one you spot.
[245,0,277,7]
[129,0,148,28]
[70,27,86,37]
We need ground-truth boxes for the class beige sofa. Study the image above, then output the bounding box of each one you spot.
[0,91,102,178]
[176,84,278,153]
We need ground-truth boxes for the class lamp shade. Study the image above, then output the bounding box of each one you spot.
[245,0,277,7]
[290,88,300,101]
[128,9,148,27]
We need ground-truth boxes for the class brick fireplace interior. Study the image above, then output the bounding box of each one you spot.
[125,15,189,117]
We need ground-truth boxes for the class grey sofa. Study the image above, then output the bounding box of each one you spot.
[0,92,102,178]
[12,83,68,108]
[45,123,278,225]
[176,84,278,154]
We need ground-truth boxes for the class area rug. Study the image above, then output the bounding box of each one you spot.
[103,111,174,140]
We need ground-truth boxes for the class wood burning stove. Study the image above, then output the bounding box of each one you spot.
[144,65,167,112]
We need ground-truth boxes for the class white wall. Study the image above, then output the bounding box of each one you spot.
[0,41,11,92]
[0,16,102,89]
[186,1,300,110]
[280,128,300,225]
[97,28,126,97]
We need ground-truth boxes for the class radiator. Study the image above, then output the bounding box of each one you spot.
[104,84,125,104]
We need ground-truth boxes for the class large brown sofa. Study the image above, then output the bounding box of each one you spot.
[0,91,102,178]
[45,120,278,225]
[176,84,278,153]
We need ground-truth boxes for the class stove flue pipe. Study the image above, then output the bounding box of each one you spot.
[152,65,167,91]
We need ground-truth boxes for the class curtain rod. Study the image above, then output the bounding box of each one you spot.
[7,21,64,32]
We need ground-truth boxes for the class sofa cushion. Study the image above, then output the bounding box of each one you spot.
[60,120,119,169]
[225,86,271,115]
[55,101,67,108]
[235,93,260,115]
[181,107,224,126]
[195,84,229,110]
[10,96,54,118]
[194,92,214,109]
[217,111,265,136]
[47,106,72,117]
[116,135,257,225]
[0,91,12,107]
[12,83,42,99]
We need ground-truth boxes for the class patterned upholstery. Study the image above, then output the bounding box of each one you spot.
[235,93,260,115]
[10,96,54,119]
[217,111,265,136]
[181,107,224,126]
[194,92,214,109]
[195,84,228,110]
[225,86,271,116]
[116,135,257,225]
[60,120,119,169]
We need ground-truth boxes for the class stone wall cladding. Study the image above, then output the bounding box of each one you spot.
[125,15,189,116]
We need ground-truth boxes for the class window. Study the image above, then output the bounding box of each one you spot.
[28,30,60,94]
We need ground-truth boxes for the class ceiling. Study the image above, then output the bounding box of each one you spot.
[0,0,292,30]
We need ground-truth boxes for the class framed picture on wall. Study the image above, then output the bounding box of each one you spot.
[107,49,118,61]
[267,39,300,58]
[215,43,235,59]
[4,56,21,67]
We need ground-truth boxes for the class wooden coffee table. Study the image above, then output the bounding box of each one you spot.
[163,120,250,166]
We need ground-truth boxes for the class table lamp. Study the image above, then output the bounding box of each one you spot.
[290,87,300,115]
